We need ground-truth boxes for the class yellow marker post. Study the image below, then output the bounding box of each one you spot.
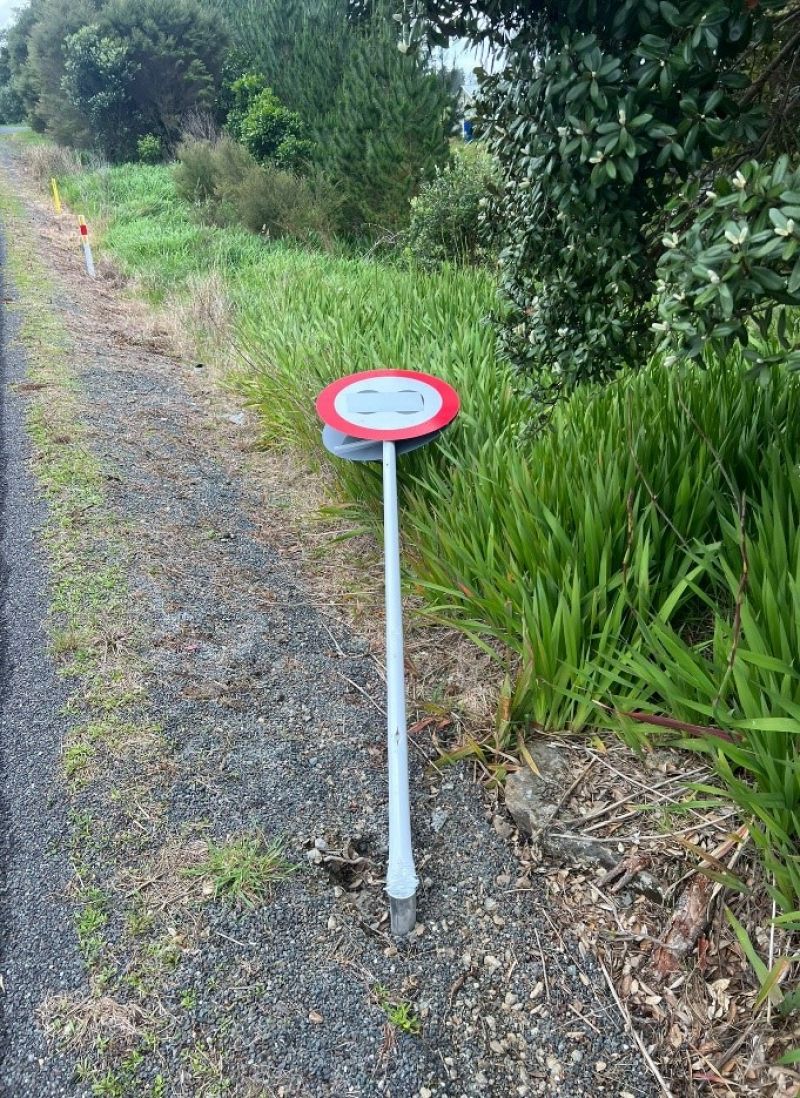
[50,178,62,216]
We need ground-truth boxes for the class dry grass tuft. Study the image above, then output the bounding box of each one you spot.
[39,993,148,1054]
[160,272,235,378]
[117,836,210,914]
[21,143,87,185]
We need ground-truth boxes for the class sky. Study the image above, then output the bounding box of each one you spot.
[0,1,15,31]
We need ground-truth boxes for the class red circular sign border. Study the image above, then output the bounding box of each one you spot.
[316,369,460,442]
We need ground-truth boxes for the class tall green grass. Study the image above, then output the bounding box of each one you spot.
[60,161,800,906]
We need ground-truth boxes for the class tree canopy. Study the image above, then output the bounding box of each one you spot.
[7,0,228,157]
[405,0,800,398]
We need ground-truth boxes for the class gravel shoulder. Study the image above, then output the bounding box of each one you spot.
[0,230,89,1093]
[0,142,656,1098]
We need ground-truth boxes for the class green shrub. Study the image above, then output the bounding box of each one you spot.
[173,138,219,203]
[405,148,498,267]
[173,137,335,244]
[438,1,794,399]
[173,136,251,208]
[226,164,337,245]
[137,134,163,164]
[226,75,313,171]
[657,156,800,366]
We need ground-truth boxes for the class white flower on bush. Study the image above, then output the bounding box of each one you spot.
[662,232,680,249]
[706,269,720,284]
[733,170,747,190]
[774,218,796,238]
[588,151,604,164]
[725,224,749,246]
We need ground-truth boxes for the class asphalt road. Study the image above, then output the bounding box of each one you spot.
[0,228,86,1095]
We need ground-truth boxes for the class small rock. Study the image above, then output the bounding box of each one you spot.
[308,1010,323,1024]
[503,745,572,836]
[420,1088,432,1098]
[431,807,449,834]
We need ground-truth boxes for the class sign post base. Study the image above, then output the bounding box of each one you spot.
[389,894,417,937]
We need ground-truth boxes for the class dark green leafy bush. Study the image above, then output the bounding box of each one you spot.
[416,0,795,399]
[404,147,498,267]
[225,75,313,171]
[657,156,800,366]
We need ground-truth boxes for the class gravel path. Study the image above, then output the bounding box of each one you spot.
[0,233,89,1094]
[0,144,656,1097]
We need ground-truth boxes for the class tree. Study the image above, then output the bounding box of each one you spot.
[208,0,353,129]
[98,0,228,152]
[409,1,800,398]
[6,0,228,156]
[0,35,24,124]
[21,0,104,143]
[62,26,139,160]
[6,0,49,131]
[326,9,453,233]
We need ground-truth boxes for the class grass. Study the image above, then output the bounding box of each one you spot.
[56,159,800,921]
[373,985,421,1035]
[184,833,298,907]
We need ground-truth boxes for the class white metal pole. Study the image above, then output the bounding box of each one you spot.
[382,439,418,935]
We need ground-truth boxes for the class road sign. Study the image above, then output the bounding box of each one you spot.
[315,368,459,442]
[316,369,460,936]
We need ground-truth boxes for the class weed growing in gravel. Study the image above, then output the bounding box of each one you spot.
[75,888,109,963]
[182,1042,231,1095]
[373,985,421,1036]
[184,833,298,908]
[64,742,94,782]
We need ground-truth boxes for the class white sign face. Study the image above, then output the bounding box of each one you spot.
[333,376,444,434]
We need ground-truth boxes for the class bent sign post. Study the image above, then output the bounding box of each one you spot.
[316,369,460,936]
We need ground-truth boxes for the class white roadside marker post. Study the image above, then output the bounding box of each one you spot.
[316,369,460,937]
[79,217,96,278]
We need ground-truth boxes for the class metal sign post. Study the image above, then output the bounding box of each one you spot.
[316,369,460,936]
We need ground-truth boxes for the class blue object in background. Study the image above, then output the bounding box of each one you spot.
[462,119,474,142]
